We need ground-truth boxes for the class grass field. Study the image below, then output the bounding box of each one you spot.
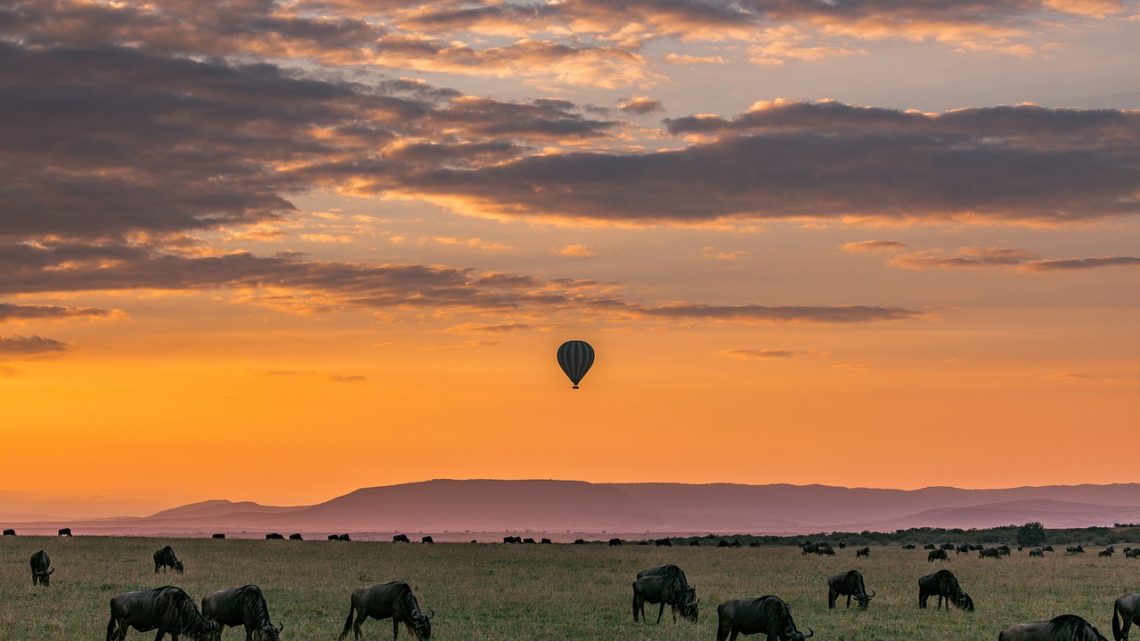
[2,537,1138,641]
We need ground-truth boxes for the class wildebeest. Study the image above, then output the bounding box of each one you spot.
[609,538,623,546]
[393,534,410,543]
[999,614,1108,641]
[1029,548,1044,557]
[288,533,302,541]
[855,547,870,558]
[1067,545,1085,555]
[827,570,875,609]
[838,541,847,549]
[154,546,184,574]
[655,538,672,547]
[212,534,226,540]
[58,527,72,537]
[3,528,15,536]
[1043,545,1054,552]
[329,535,340,541]
[30,549,53,586]
[421,536,433,544]
[941,543,956,550]
[997,545,1012,556]
[265,533,284,540]
[573,539,586,545]
[902,543,917,550]
[924,544,937,550]
[633,565,698,624]
[339,534,351,542]
[957,544,971,555]
[980,548,1002,559]
[1113,593,1140,641]
[520,537,535,544]
[540,538,552,544]
[1100,549,1115,557]
[1127,549,1140,559]
[716,596,813,641]
[928,549,949,562]
[202,584,282,641]
[339,580,433,641]
[502,536,519,544]
[918,569,974,611]
[106,586,221,641]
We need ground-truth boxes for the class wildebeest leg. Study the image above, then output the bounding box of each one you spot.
[716,621,731,641]
[155,630,166,641]
[937,595,944,610]
[392,617,399,641]
[846,594,852,608]
[656,602,664,624]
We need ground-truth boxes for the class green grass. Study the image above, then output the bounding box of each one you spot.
[2,537,1138,640]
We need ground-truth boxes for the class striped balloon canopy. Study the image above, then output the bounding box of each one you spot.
[556,340,595,389]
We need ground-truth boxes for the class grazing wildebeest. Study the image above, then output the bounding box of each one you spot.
[924,544,937,550]
[522,537,536,544]
[1067,545,1085,555]
[540,538,552,544]
[154,546,184,574]
[339,581,433,641]
[633,565,698,624]
[202,584,282,641]
[1043,545,1054,552]
[30,549,53,586]
[212,534,226,540]
[265,533,284,540]
[655,538,672,547]
[329,535,340,541]
[918,569,974,611]
[838,541,847,549]
[1029,548,1044,557]
[980,548,1002,559]
[58,527,72,537]
[393,534,410,543]
[957,544,971,555]
[827,570,875,609]
[716,596,813,641]
[106,586,221,641]
[609,538,623,546]
[3,528,15,536]
[928,549,949,562]
[856,547,870,558]
[502,536,518,544]
[1113,593,1140,641]
[801,543,818,555]
[999,614,1108,641]
[288,533,302,541]
[969,544,985,551]
[902,544,917,549]
[1101,549,1115,557]
[339,534,351,542]
[421,536,433,544]
[1127,549,1140,559]
[941,543,956,550]
[997,545,1012,556]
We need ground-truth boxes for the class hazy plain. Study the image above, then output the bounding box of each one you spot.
[2,536,1137,641]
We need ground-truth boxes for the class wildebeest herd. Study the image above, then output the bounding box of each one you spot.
[12,534,1140,640]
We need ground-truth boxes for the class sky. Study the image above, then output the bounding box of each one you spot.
[2,0,1140,518]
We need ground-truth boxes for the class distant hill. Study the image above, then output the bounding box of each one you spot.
[9,480,1140,538]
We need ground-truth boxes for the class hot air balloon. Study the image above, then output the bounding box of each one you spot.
[557,340,594,389]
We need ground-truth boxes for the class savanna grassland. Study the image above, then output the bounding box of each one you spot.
[2,536,1138,641]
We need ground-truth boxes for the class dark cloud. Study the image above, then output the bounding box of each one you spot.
[405,102,1140,225]
[888,247,1140,271]
[617,96,664,115]
[719,348,796,359]
[841,240,908,253]
[0,303,109,322]
[0,335,69,356]
[1025,256,1140,271]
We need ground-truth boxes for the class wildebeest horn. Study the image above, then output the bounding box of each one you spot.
[428,609,435,619]
[277,623,284,632]
[47,567,54,575]
[804,627,815,638]
[867,591,876,598]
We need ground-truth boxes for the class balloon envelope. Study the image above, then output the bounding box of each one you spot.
[557,340,594,389]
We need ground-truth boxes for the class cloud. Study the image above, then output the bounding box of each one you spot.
[617,96,664,115]
[719,348,797,359]
[702,247,748,261]
[887,247,1140,271]
[447,322,531,333]
[642,304,922,323]
[557,244,598,258]
[663,53,726,65]
[0,303,109,322]
[0,335,69,356]
[840,241,908,253]
[891,247,1038,269]
[1023,256,1140,271]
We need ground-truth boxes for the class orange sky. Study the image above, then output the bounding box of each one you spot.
[2,0,1140,518]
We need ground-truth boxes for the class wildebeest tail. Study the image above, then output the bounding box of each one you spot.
[1114,601,1124,641]
[339,602,355,640]
[106,615,119,641]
